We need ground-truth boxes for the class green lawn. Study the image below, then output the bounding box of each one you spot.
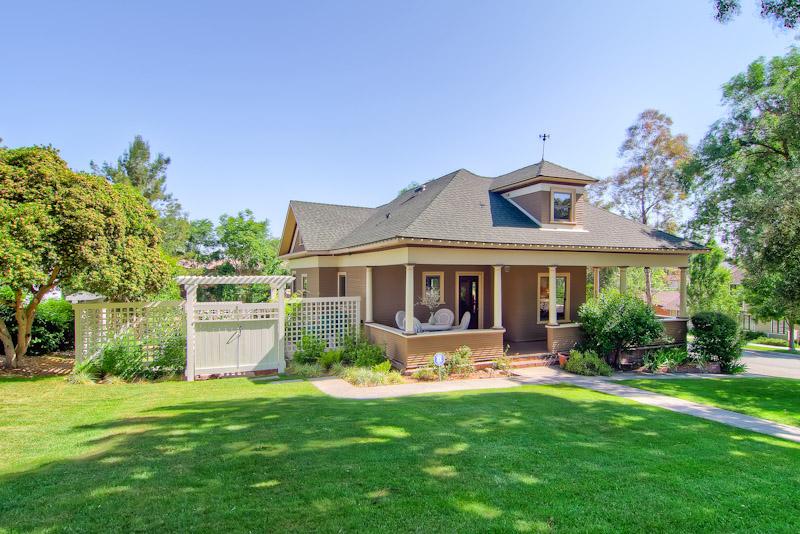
[1,377,800,532]
[744,343,799,355]
[620,377,800,428]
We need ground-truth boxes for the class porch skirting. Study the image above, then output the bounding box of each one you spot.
[365,323,505,371]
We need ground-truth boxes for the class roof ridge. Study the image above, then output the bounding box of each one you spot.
[290,199,374,211]
[394,169,465,237]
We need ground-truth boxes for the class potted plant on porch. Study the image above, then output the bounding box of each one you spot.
[417,287,442,324]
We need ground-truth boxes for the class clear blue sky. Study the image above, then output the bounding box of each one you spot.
[1,1,795,235]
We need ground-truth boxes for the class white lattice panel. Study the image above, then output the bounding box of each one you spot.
[73,301,185,361]
[285,297,360,355]
[194,302,280,322]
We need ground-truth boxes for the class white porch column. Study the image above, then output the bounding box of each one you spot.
[492,265,503,329]
[548,265,558,326]
[404,264,415,334]
[619,267,628,294]
[274,283,286,373]
[679,266,688,318]
[592,267,601,298]
[365,266,374,323]
[184,283,197,382]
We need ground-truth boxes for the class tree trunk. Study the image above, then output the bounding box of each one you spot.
[0,321,16,369]
[644,267,653,306]
[790,322,796,353]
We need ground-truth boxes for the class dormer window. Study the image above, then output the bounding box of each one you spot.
[551,190,574,223]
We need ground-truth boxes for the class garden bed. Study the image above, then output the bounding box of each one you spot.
[0,352,74,377]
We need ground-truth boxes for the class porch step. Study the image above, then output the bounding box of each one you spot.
[510,355,557,369]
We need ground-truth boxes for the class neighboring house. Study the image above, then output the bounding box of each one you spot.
[729,262,797,339]
[652,290,680,317]
[278,160,705,370]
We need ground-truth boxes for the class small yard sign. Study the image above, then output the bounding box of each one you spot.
[433,352,446,381]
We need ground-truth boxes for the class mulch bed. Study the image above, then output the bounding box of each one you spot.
[0,352,75,377]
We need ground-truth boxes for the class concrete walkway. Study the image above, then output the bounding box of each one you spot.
[309,367,800,444]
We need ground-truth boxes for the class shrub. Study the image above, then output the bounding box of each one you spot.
[691,312,745,373]
[68,357,100,384]
[293,333,327,364]
[741,330,763,342]
[748,336,788,347]
[98,336,147,380]
[642,347,690,373]
[411,367,437,381]
[329,361,347,377]
[494,351,512,373]
[372,360,392,373]
[318,349,344,370]
[286,361,324,378]
[340,333,387,367]
[578,290,664,367]
[340,366,403,386]
[446,345,475,376]
[564,349,613,376]
[0,299,75,356]
[151,335,186,376]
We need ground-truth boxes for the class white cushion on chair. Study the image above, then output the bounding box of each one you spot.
[395,311,405,330]
[433,308,454,326]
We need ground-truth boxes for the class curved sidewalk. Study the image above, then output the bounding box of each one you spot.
[309,367,800,444]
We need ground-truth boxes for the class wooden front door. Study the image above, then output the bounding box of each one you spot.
[458,275,480,329]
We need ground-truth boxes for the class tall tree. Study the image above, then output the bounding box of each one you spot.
[684,50,800,347]
[683,49,800,257]
[598,109,691,304]
[742,178,800,351]
[687,239,740,317]
[0,146,169,367]
[91,135,172,204]
[92,135,190,257]
[713,0,800,28]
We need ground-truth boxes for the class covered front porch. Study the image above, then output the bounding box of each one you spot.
[363,260,690,371]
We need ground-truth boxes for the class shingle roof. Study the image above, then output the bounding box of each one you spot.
[289,201,374,251]
[287,163,704,254]
[490,160,598,192]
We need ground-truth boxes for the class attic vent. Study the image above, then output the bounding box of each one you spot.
[385,213,391,219]
[414,185,426,193]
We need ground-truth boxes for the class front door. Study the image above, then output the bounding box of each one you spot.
[458,275,480,329]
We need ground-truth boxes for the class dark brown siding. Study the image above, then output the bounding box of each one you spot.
[371,265,494,329]
[501,265,587,342]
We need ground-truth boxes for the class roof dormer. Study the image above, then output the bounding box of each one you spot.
[491,161,597,230]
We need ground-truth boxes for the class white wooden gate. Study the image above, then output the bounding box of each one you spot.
[192,302,284,376]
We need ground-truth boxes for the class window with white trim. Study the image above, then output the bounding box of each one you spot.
[337,272,347,296]
[551,190,574,222]
[537,272,570,323]
[422,271,445,303]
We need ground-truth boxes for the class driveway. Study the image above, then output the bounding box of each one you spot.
[742,349,800,379]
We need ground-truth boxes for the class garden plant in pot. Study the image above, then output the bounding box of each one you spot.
[417,287,442,324]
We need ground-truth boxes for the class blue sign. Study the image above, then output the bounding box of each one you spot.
[433,352,446,367]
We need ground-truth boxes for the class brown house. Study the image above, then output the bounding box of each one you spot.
[278,160,705,370]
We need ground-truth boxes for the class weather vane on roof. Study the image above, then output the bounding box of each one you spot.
[539,133,550,161]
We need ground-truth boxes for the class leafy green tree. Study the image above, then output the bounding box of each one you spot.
[91,135,172,204]
[217,210,283,274]
[683,49,800,254]
[595,109,691,304]
[687,239,740,317]
[0,146,169,367]
[684,50,800,346]
[186,219,219,262]
[92,135,190,257]
[743,192,800,351]
[714,0,800,28]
